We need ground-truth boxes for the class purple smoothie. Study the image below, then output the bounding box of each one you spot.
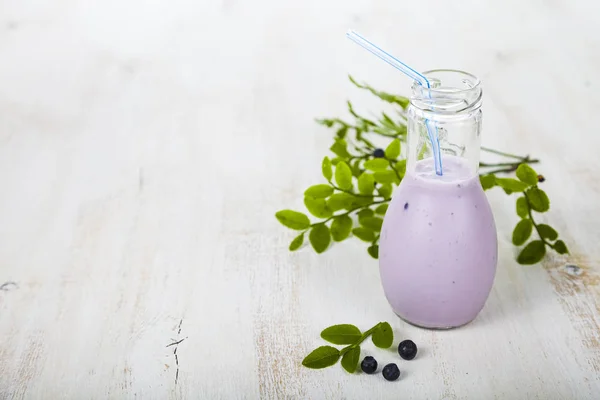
[379,156,497,329]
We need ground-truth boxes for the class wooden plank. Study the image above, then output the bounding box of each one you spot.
[1,0,599,398]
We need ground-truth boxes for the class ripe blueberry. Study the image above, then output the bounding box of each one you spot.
[373,148,385,158]
[360,356,378,374]
[382,363,400,381]
[398,339,418,360]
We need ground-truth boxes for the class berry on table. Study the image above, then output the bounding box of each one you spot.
[382,363,400,381]
[373,148,385,158]
[398,339,418,360]
[360,356,378,374]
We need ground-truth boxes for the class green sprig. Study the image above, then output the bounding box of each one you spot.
[481,163,569,264]
[302,322,394,373]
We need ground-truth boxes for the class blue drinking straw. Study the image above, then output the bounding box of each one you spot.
[346,30,443,175]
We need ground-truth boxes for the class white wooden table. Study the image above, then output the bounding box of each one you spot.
[1,0,600,398]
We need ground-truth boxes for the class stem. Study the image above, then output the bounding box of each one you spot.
[479,158,539,175]
[479,160,539,168]
[355,132,376,149]
[481,167,517,175]
[311,200,388,227]
[340,323,383,356]
[330,184,384,199]
[371,234,380,246]
[523,190,553,249]
[348,154,371,162]
[481,147,530,160]
[346,135,373,154]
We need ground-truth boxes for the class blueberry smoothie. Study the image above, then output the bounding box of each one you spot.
[379,155,497,329]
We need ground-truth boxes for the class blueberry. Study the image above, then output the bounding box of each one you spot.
[382,363,400,381]
[398,339,418,360]
[537,174,546,183]
[360,356,378,374]
[373,148,385,158]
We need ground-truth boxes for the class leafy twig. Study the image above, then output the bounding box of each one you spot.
[302,322,394,373]
[482,164,569,264]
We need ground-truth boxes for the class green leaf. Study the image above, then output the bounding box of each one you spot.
[516,197,529,219]
[553,240,569,255]
[385,139,401,159]
[357,208,374,219]
[335,161,353,190]
[304,197,333,219]
[348,76,410,109]
[395,159,407,178]
[480,174,496,191]
[417,144,428,161]
[367,245,379,259]
[517,240,546,265]
[320,324,362,345]
[327,193,353,211]
[302,346,341,369]
[289,233,304,251]
[378,184,393,199]
[381,112,396,128]
[512,219,533,246]
[275,210,311,230]
[527,187,550,212]
[350,159,362,178]
[331,215,353,242]
[372,322,393,348]
[330,140,351,158]
[315,118,335,127]
[364,159,389,171]
[538,224,558,241]
[360,216,383,232]
[309,224,331,254]
[495,178,529,192]
[353,227,376,242]
[322,157,333,181]
[374,170,397,184]
[341,346,361,373]
[516,164,538,185]
[336,126,348,139]
[375,204,389,215]
[358,172,375,195]
[305,184,334,199]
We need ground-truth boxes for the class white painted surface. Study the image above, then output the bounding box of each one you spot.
[1,0,600,398]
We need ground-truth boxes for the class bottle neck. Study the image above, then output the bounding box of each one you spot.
[406,70,483,178]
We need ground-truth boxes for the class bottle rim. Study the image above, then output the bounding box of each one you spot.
[410,69,482,114]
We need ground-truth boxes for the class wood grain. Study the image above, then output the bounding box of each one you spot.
[1,0,600,398]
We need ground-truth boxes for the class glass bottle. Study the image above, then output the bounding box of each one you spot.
[379,70,497,329]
